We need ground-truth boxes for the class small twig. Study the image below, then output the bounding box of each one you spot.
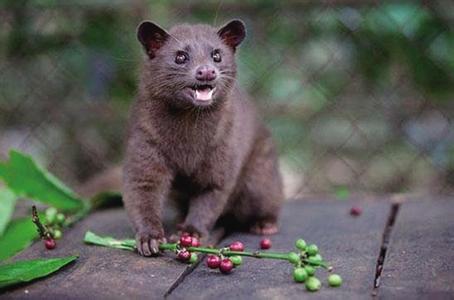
[31,205,52,239]
[84,232,328,268]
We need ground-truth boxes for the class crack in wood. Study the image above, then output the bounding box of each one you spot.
[372,203,400,297]
[164,256,204,298]
[164,228,226,298]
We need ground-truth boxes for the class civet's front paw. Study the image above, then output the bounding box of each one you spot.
[135,230,166,257]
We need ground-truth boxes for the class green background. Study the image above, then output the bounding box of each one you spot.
[1,0,453,197]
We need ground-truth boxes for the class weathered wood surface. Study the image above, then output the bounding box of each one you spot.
[1,197,453,299]
[1,208,190,299]
[168,199,390,299]
[379,198,454,300]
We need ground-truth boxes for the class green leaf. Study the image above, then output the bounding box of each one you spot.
[0,150,84,212]
[0,256,77,289]
[0,189,16,236]
[0,217,38,261]
[84,231,135,251]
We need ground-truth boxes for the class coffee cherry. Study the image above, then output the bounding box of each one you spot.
[293,267,308,282]
[45,207,57,225]
[229,241,244,252]
[350,206,362,216]
[230,255,242,266]
[177,250,191,261]
[219,258,234,274]
[306,244,318,256]
[295,239,307,251]
[305,265,316,276]
[288,252,300,265]
[305,276,321,292]
[328,274,343,287]
[308,254,323,264]
[180,235,193,247]
[44,238,56,250]
[206,255,221,269]
[260,238,272,249]
[53,229,62,240]
[191,237,200,247]
[56,213,65,224]
[189,253,198,264]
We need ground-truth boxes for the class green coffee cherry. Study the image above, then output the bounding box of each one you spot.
[328,274,342,287]
[305,277,321,292]
[304,265,316,276]
[308,254,323,264]
[53,229,62,240]
[56,213,65,224]
[295,239,307,251]
[287,252,300,265]
[306,244,318,256]
[293,267,307,283]
[230,255,242,266]
[45,207,57,224]
[189,253,198,264]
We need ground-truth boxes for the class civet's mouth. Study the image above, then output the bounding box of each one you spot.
[190,84,215,102]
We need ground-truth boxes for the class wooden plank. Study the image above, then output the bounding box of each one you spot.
[1,208,189,299]
[379,198,454,299]
[169,199,390,299]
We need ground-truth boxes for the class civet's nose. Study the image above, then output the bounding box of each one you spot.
[195,65,217,82]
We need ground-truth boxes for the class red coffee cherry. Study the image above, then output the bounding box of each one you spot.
[260,238,272,249]
[219,258,234,274]
[177,250,191,261]
[180,235,193,247]
[206,255,221,269]
[44,238,56,250]
[350,206,362,216]
[229,241,244,252]
[191,237,200,247]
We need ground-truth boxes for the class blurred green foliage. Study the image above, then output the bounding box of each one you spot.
[0,189,16,236]
[0,151,84,211]
[0,217,38,261]
[0,0,453,195]
[0,150,86,260]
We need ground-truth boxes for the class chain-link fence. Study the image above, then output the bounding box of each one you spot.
[1,0,453,198]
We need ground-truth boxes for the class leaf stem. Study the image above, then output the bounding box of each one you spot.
[183,246,291,261]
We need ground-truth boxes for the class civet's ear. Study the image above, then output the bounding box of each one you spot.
[217,19,246,51]
[137,21,170,58]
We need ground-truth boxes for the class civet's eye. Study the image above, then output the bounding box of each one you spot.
[175,51,188,64]
[212,49,222,63]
